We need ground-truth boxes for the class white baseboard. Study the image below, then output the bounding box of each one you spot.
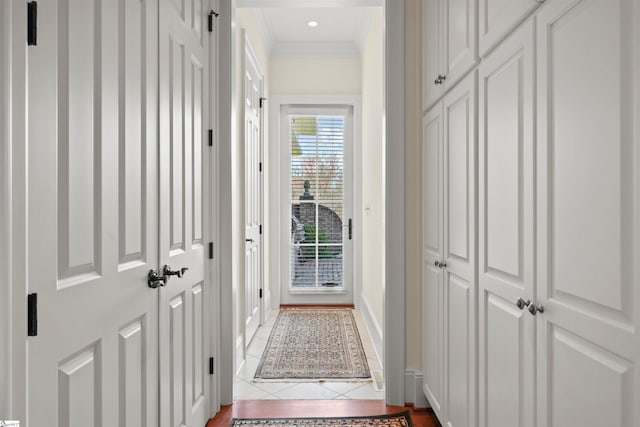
[404,369,429,408]
[359,297,383,365]
[235,335,244,376]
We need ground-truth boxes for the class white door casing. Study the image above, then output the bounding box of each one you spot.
[26,1,160,426]
[158,0,210,426]
[536,0,638,425]
[242,30,264,347]
[478,20,536,427]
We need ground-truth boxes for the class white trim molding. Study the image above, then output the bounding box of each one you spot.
[384,0,406,406]
[404,370,429,408]
[236,0,383,7]
[360,297,383,365]
[3,0,28,422]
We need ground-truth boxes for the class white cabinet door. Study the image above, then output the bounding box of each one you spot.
[423,0,477,111]
[158,0,209,426]
[536,1,638,425]
[478,0,539,57]
[423,0,444,110]
[442,0,477,92]
[441,71,477,427]
[27,1,159,426]
[478,20,536,427]
[423,71,477,427]
[422,103,445,418]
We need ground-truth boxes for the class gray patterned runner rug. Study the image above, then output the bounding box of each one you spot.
[230,411,413,427]
[254,309,371,380]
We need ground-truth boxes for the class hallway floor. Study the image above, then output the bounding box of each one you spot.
[234,309,384,400]
[206,400,441,427]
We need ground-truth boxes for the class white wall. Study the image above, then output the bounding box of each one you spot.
[270,59,361,94]
[234,8,271,369]
[404,0,423,373]
[359,8,385,356]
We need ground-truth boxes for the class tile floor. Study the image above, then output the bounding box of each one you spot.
[234,309,384,401]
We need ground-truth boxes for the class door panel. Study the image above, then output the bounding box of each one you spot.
[159,0,208,426]
[478,0,539,57]
[442,71,476,427]
[446,273,472,427]
[243,32,263,345]
[443,0,477,91]
[422,104,444,417]
[27,1,159,426]
[478,21,535,427]
[536,1,638,425]
[482,293,534,427]
[423,0,443,110]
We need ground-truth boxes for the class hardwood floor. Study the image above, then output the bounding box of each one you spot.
[205,400,441,427]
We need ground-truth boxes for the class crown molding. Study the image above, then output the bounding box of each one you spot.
[270,42,361,60]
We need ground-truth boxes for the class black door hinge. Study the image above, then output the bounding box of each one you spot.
[28,293,38,336]
[259,162,262,172]
[259,97,267,108]
[208,10,219,33]
[259,289,263,299]
[209,357,214,375]
[259,224,263,235]
[348,218,353,240]
[27,1,37,46]
[208,242,214,259]
[208,129,213,147]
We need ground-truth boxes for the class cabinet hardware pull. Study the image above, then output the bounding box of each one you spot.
[516,298,531,310]
[528,304,544,315]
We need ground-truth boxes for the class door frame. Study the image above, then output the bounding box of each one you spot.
[218,0,406,406]
[272,97,361,306]
[2,1,28,421]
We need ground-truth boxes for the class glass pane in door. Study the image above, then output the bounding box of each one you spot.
[290,114,344,289]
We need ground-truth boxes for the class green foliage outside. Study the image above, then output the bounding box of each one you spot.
[301,224,332,259]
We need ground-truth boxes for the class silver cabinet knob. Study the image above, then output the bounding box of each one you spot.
[528,304,544,315]
[516,298,530,310]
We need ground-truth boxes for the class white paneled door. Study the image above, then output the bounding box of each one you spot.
[27,1,160,426]
[26,1,210,426]
[243,32,264,346]
[536,1,638,425]
[159,0,209,426]
[478,20,535,427]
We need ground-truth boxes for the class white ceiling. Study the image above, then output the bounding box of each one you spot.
[237,0,383,59]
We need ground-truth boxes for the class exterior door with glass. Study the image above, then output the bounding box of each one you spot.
[282,106,354,304]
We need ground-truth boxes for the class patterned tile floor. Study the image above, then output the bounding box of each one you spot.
[234,309,384,401]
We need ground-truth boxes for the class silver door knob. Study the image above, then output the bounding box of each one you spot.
[516,298,530,310]
[528,304,544,315]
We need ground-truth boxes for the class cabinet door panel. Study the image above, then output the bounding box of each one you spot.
[478,0,539,57]
[423,0,443,110]
[536,1,638,425]
[443,0,477,90]
[478,21,535,427]
[422,104,445,417]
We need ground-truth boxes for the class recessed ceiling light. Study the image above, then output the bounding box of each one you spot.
[307,20,319,28]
